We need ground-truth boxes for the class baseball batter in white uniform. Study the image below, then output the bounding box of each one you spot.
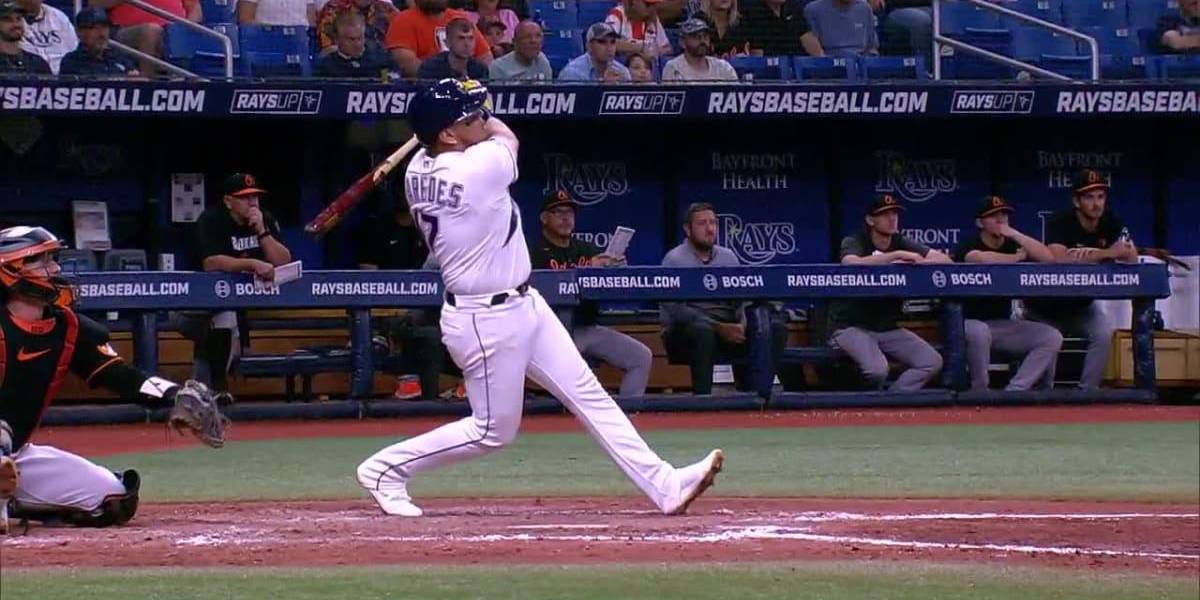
[356,79,723,517]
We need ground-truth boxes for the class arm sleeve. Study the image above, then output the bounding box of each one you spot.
[385,13,415,50]
[463,139,519,191]
[68,314,177,405]
[950,240,974,262]
[838,235,865,259]
[193,215,228,263]
[473,25,491,59]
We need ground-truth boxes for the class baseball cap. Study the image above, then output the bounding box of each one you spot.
[976,195,1014,218]
[585,22,621,43]
[541,189,576,212]
[1072,169,1109,195]
[679,17,710,36]
[0,0,24,17]
[74,7,111,27]
[866,193,905,216]
[224,173,268,197]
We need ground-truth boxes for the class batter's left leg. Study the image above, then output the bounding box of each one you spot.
[525,292,721,515]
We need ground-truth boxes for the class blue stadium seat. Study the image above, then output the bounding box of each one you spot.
[1062,0,1128,28]
[240,25,312,77]
[1126,0,1175,29]
[938,1,1001,35]
[1039,53,1094,78]
[1100,54,1149,78]
[1135,26,1160,54]
[57,249,98,274]
[790,56,857,80]
[942,27,1013,79]
[199,0,237,25]
[529,0,579,30]
[103,249,148,271]
[1078,25,1140,56]
[858,55,928,79]
[1003,0,1064,24]
[164,23,244,77]
[576,0,614,28]
[1151,54,1200,79]
[542,27,584,57]
[547,52,572,75]
[728,55,791,80]
[1011,25,1077,61]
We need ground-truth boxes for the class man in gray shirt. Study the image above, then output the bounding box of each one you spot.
[488,20,552,81]
[660,202,796,394]
[661,17,738,82]
[803,0,879,57]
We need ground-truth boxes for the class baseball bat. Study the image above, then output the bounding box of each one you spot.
[304,135,421,239]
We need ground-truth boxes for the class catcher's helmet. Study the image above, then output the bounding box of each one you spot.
[0,226,76,307]
[408,78,490,146]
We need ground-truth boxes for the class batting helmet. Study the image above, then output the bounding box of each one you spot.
[408,78,491,146]
[0,226,76,308]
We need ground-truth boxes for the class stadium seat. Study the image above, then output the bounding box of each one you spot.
[1126,0,1175,29]
[1062,0,1128,28]
[103,249,148,271]
[1151,54,1200,79]
[1039,53,1095,78]
[938,1,1001,35]
[790,56,857,80]
[57,248,98,274]
[1011,25,1077,61]
[728,55,791,80]
[576,0,614,28]
[547,52,572,75]
[240,25,312,77]
[857,55,928,80]
[164,23,244,77]
[542,27,584,57]
[1002,0,1064,24]
[199,0,237,25]
[1100,54,1149,78]
[529,0,579,30]
[1135,26,1162,54]
[1078,25,1140,57]
[942,27,1013,79]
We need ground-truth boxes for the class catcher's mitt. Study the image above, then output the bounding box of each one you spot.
[167,380,231,448]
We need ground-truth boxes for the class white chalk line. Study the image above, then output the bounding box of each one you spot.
[781,511,1200,523]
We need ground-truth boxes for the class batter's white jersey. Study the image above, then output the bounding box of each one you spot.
[404,139,530,296]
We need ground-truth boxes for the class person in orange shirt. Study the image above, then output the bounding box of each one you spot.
[385,0,491,77]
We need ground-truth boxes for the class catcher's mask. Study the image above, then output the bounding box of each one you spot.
[0,226,77,308]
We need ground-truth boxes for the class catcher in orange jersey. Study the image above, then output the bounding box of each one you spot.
[0,226,228,533]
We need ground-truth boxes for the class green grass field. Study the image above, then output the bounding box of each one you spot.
[3,419,1198,600]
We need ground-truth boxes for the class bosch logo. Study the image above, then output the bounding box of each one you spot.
[703,274,718,291]
[214,280,231,298]
[931,271,947,288]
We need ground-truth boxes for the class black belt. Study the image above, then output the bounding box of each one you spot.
[445,282,529,308]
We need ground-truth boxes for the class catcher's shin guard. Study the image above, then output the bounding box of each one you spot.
[0,455,16,534]
[9,469,140,528]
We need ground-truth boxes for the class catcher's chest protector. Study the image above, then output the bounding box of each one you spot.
[0,308,79,450]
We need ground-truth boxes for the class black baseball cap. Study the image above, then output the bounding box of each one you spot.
[541,188,576,212]
[75,7,111,27]
[1072,169,1109,195]
[867,193,905,216]
[224,172,268,197]
[976,195,1014,218]
[0,1,24,17]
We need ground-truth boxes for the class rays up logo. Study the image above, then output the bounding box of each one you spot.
[716,213,796,265]
[874,150,958,203]
[543,153,630,206]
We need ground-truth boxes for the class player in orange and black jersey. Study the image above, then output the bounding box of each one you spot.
[0,226,208,533]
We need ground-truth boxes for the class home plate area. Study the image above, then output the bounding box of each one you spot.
[3,498,1196,573]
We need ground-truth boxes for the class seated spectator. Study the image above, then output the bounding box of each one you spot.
[954,196,1063,392]
[725,0,821,56]
[876,0,931,66]
[237,0,316,26]
[699,0,741,56]
[828,194,949,391]
[662,17,737,81]
[1156,0,1198,54]
[0,1,50,74]
[60,7,139,77]
[488,20,550,80]
[16,0,75,74]
[1024,169,1136,390]
[558,22,631,81]
[385,0,491,77]
[626,50,654,81]
[94,0,201,76]
[606,0,671,58]
[803,0,877,57]
[480,18,510,57]
[467,0,517,45]
[186,173,293,393]
[531,190,654,397]
[316,0,397,53]
[315,10,392,76]
[417,17,489,79]
[660,203,796,395]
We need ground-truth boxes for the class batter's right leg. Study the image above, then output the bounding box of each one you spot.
[356,299,533,516]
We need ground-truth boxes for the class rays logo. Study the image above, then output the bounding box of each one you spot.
[543,153,629,205]
[214,280,231,298]
[874,150,958,203]
[703,274,718,291]
[717,213,796,265]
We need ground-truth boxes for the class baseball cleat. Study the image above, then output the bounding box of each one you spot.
[665,449,724,516]
[368,489,423,517]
